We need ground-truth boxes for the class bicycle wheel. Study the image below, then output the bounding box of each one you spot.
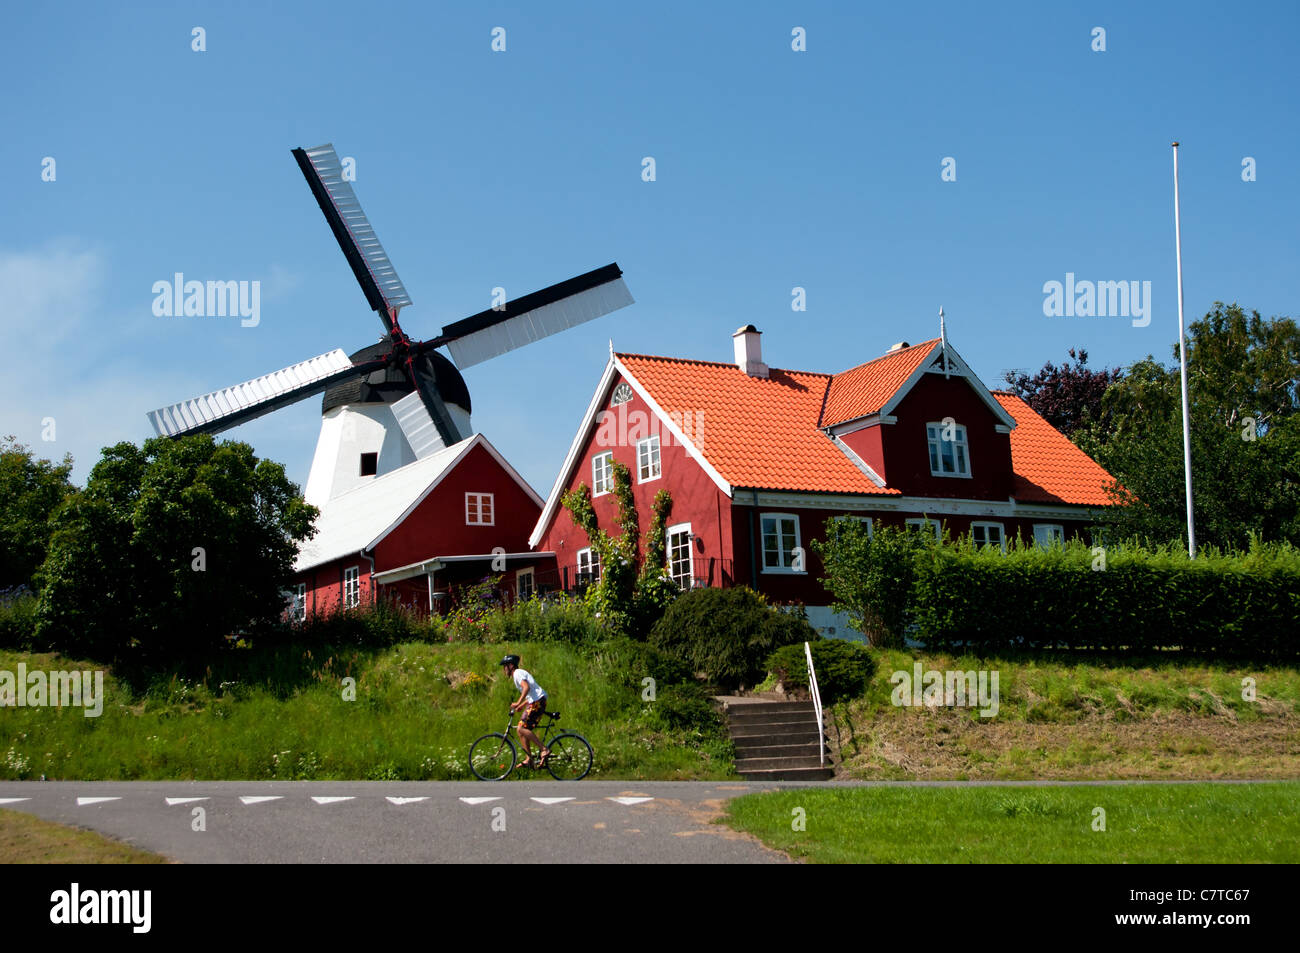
[469,733,517,781]
[544,733,593,781]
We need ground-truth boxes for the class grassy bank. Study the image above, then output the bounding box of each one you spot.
[0,809,166,863]
[0,641,734,781]
[721,782,1300,863]
[827,649,1300,780]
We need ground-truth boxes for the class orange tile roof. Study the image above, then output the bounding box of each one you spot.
[615,354,896,495]
[613,352,1118,508]
[821,340,940,427]
[992,392,1118,505]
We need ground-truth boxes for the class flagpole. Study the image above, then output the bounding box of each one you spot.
[1172,141,1196,558]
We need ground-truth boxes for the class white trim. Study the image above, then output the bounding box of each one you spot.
[827,434,887,488]
[465,491,495,526]
[759,512,804,574]
[636,434,662,484]
[372,552,555,584]
[743,489,1103,521]
[666,521,693,588]
[293,582,307,621]
[888,342,1017,431]
[1033,523,1066,549]
[591,450,613,497]
[971,520,1006,552]
[576,547,601,584]
[343,566,361,609]
[516,567,535,601]
[905,517,943,542]
[926,420,972,479]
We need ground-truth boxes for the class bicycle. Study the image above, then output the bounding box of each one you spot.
[468,708,593,781]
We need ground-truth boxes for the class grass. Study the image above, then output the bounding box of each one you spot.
[826,648,1300,779]
[0,808,166,863]
[0,640,734,781]
[721,782,1300,863]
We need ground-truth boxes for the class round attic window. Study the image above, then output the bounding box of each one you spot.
[611,382,633,406]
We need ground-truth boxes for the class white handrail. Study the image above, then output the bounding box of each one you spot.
[805,641,824,766]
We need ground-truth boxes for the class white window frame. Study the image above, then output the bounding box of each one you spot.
[343,566,360,609]
[516,567,535,602]
[905,518,943,542]
[465,492,495,526]
[926,421,972,478]
[760,512,803,574]
[591,451,613,496]
[576,547,601,585]
[611,381,633,406]
[293,582,307,621]
[636,434,661,484]
[1034,523,1065,549]
[971,521,1006,552]
[666,522,694,589]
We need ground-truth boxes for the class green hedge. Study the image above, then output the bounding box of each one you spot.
[765,639,877,704]
[910,538,1300,657]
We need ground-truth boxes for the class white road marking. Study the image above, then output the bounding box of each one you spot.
[385,797,429,805]
[311,796,355,805]
[608,797,655,806]
[530,797,575,805]
[76,797,121,806]
[239,796,283,805]
[0,798,31,805]
[459,796,502,805]
[165,797,210,806]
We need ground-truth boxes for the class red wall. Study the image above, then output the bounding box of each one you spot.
[536,374,735,584]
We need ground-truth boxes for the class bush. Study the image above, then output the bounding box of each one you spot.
[812,519,931,647]
[765,639,877,704]
[0,588,37,650]
[646,682,726,738]
[488,595,601,645]
[648,586,816,689]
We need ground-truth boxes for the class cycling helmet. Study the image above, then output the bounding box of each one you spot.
[500,654,520,667]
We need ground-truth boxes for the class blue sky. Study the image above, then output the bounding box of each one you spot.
[4,1,1297,496]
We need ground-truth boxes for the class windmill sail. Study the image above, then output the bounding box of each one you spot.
[292,144,412,324]
[147,348,378,437]
[438,263,633,369]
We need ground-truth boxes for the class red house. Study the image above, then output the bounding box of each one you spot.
[529,326,1119,639]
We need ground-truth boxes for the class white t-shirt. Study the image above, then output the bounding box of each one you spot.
[513,668,546,703]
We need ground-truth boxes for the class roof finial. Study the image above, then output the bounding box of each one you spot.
[609,338,614,359]
[939,307,951,377]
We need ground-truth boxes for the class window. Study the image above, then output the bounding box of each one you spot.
[576,548,601,585]
[292,583,307,621]
[760,513,802,573]
[926,421,971,477]
[971,521,1005,552]
[667,523,693,589]
[465,492,494,525]
[516,568,535,602]
[343,567,360,609]
[592,452,613,496]
[359,452,378,476]
[611,382,633,406]
[1033,523,1065,549]
[906,518,943,542]
[637,435,661,483]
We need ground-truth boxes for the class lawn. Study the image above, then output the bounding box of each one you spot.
[0,640,734,781]
[721,782,1300,863]
[0,808,166,863]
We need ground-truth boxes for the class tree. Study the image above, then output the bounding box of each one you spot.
[811,518,930,648]
[0,437,77,590]
[34,435,317,661]
[561,460,675,638]
[1076,304,1300,549]
[1003,348,1123,439]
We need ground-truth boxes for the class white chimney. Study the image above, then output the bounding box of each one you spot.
[732,325,769,378]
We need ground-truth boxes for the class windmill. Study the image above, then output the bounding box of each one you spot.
[146,143,633,496]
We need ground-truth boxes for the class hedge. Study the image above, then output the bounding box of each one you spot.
[909,538,1300,657]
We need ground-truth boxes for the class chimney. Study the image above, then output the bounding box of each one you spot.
[732,325,769,378]
[887,340,911,352]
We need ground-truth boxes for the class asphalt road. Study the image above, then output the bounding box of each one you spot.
[0,780,794,864]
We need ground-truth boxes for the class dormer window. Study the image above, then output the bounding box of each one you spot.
[359,452,378,476]
[926,422,970,477]
[611,382,633,406]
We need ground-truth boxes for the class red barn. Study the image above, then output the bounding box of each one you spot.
[529,326,1119,639]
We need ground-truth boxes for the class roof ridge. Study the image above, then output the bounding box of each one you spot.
[831,338,941,378]
[616,352,832,378]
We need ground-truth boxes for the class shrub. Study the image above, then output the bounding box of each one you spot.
[0,588,37,650]
[812,518,932,647]
[765,639,877,704]
[645,682,726,738]
[648,586,816,689]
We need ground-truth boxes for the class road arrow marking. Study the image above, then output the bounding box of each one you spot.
[530,797,575,805]
[164,797,210,806]
[607,797,655,806]
[459,797,502,805]
[0,798,31,805]
[385,797,429,805]
[311,796,355,805]
[76,797,121,806]
[239,796,283,805]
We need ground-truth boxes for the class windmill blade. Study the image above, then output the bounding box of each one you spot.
[147,349,387,438]
[393,353,463,454]
[435,263,633,369]
[292,144,412,330]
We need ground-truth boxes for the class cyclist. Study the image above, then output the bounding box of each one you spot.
[500,654,550,768]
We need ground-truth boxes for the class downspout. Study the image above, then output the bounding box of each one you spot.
[748,489,760,589]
